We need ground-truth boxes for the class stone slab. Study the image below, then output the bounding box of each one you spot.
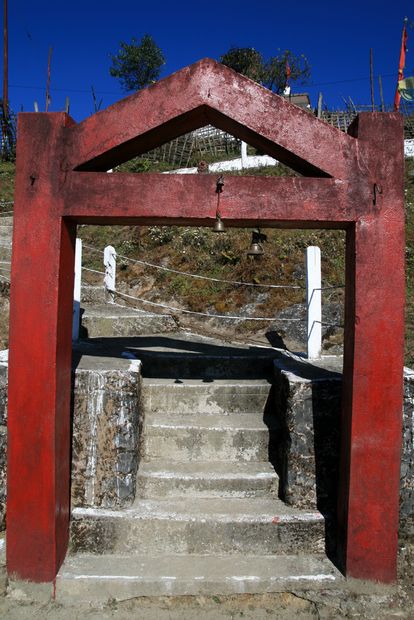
[143,412,272,462]
[81,304,177,337]
[70,498,325,555]
[0,534,5,596]
[0,217,13,227]
[0,360,7,425]
[81,285,107,304]
[56,552,343,601]
[74,332,282,379]
[142,378,274,414]
[136,460,278,499]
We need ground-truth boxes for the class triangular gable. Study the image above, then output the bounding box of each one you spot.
[65,58,357,179]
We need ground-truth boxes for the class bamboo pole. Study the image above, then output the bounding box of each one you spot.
[45,47,52,112]
[370,48,375,111]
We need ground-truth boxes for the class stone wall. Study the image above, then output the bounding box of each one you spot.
[272,355,342,514]
[71,363,142,509]
[0,351,412,533]
[401,368,414,533]
[0,357,7,530]
[273,355,414,536]
[0,356,142,530]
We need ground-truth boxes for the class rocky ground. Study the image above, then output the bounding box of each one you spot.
[0,528,412,619]
[0,282,9,351]
[0,580,413,619]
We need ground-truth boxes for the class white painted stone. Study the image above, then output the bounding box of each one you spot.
[103,245,116,294]
[241,141,248,168]
[405,139,414,158]
[163,154,278,175]
[72,238,82,341]
[306,246,322,359]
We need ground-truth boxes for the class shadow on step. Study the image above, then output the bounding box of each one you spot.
[72,334,286,380]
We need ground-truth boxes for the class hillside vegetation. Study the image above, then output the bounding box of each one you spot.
[1,157,414,366]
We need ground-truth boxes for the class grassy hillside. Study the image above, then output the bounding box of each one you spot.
[1,157,414,366]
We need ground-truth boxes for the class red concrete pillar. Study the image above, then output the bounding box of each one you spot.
[339,113,405,582]
[7,113,76,581]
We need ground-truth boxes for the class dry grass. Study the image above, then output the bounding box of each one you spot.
[2,158,414,365]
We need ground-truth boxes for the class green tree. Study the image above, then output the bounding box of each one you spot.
[1,99,16,161]
[220,47,310,95]
[262,50,311,94]
[109,34,165,92]
[219,47,264,83]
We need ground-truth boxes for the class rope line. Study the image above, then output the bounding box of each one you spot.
[113,289,302,322]
[0,212,14,216]
[82,244,303,290]
[82,266,106,275]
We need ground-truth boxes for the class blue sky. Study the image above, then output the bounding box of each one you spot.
[3,0,413,122]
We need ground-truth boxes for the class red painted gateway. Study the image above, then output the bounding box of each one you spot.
[7,59,405,583]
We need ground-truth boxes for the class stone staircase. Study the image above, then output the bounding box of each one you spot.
[57,342,342,602]
[80,284,177,337]
[0,216,13,273]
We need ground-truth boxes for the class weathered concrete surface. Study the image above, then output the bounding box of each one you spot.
[0,357,7,531]
[0,355,7,425]
[272,354,342,513]
[401,367,414,532]
[0,533,6,597]
[56,553,342,601]
[70,499,325,555]
[1,587,414,620]
[0,428,6,531]
[71,355,142,509]
[142,378,273,413]
[143,412,272,462]
[81,304,177,338]
[136,460,278,499]
[80,285,107,304]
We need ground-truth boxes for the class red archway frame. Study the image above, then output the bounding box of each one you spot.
[7,59,405,583]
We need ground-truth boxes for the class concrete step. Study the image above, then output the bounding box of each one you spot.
[139,352,278,379]
[0,216,13,227]
[136,460,279,499]
[142,378,273,414]
[81,285,107,304]
[143,412,273,462]
[0,238,12,249]
[70,498,325,555]
[81,304,178,337]
[0,225,12,240]
[56,552,342,602]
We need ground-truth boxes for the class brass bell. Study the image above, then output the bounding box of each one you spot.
[247,228,266,256]
[213,214,225,232]
[247,241,264,256]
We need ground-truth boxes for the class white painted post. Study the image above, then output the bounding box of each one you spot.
[72,238,82,341]
[306,246,322,359]
[104,245,116,299]
[241,141,248,168]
